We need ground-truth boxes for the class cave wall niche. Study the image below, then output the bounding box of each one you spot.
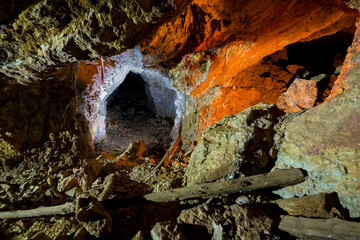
[77,47,186,150]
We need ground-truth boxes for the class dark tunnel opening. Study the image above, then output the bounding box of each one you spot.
[107,72,156,120]
[96,72,173,153]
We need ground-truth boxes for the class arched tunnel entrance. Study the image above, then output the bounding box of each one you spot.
[95,71,175,152]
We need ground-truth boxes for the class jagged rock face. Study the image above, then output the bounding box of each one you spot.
[185,103,283,185]
[143,0,357,149]
[0,0,192,83]
[273,21,360,218]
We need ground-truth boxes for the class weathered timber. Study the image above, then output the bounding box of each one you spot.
[279,215,360,240]
[146,134,182,180]
[0,168,306,219]
[0,202,75,219]
[144,168,306,202]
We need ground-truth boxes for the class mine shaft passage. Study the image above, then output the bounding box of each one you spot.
[97,72,173,152]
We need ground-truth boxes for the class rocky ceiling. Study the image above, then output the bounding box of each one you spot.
[0,0,192,83]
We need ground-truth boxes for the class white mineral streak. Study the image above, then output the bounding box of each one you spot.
[79,46,186,145]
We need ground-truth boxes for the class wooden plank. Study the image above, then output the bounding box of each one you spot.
[144,168,306,202]
[0,202,75,219]
[279,215,360,240]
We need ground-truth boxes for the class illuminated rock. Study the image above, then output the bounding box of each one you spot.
[277,78,318,112]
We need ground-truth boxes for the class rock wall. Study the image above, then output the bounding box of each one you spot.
[0,66,90,170]
[0,0,192,82]
[142,0,357,150]
[273,19,360,218]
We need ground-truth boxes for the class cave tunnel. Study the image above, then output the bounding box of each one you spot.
[274,29,356,104]
[286,30,355,77]
[107,72,156,120]
[97,71,174,153]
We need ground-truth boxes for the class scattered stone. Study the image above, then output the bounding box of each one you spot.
[275,192,345,218]
[185,103,283,185]
[58,170,72,179]
[277,78,318,112]
[73,226,89,240]
[230,205,279,240]
[65,187,78,198]
[98,174,117,201]
[116,140,148,161]
[273,87,360,217]
[57,175,79,192]
[150,221,185,240]
[75,159,102,191]
[76,195,112,238]
[235,196,250,205]
[178,203,216,232]
[48,166,60,174]
[46,177,56,188]
[211,222,225,240]
[31,232,52,240]
[132,230,145,240]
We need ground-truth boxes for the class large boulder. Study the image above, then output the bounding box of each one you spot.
[272,88,360,217]
[185,103,283,185]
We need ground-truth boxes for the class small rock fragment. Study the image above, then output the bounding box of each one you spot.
[76,195,112,238]
[277,78,318,112]
[48,165,60,174]
[151,221,185,240]
[75,159,102,191]
[98,174,117,201]
[275,192,345,218]
[57,175,79,192]
[132,230,145,240]
[65,187,78,198]
[73,226,89,240]
[230,205,280,240]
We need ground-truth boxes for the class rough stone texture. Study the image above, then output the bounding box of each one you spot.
[74,159,102,191]
[272,70,360,217]
[0,0,192,82]
[177,203,217,232]
[230,205,279,240]
[0,65,91,166]
[57,175,79,192]
[277,78,318,112]
[275,192,345,218]
[76,195,112,238]
[143,0,357,147]
[179,50,295,151]
[185,103,283,185]
[150,221,185,240]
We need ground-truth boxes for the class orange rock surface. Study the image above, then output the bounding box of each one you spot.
[143,0,357,143]
[277,78,318,112]
[328,19,360,99]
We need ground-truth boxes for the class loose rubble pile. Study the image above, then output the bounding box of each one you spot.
[1,103,360,240]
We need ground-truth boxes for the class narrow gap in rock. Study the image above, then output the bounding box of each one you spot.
[285,30,355,103]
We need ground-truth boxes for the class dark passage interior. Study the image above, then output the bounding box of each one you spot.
[286,30,355,77]
[96,72,173,153]
[274,29,355,104]
[107,72,155,120]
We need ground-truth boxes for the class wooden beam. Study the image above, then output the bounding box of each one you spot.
[279,215,360,239]
[144,168,306,202]
[0,202,74,219]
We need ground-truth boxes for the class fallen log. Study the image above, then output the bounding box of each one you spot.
[0,202,75,219]
[0,168,306,219]
[143,168,306,202]
[279,215,360,240]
